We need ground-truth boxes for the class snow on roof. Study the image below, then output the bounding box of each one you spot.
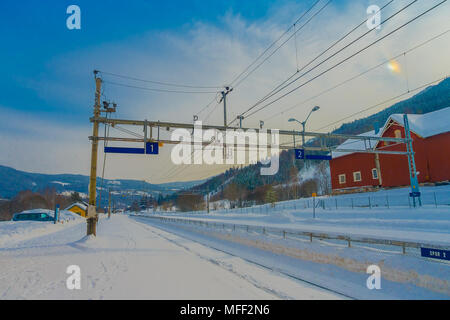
[18,209,54,215]
[332,130,380,159]
[332,107,450,159]
[65,202,87,211]
[386,107,450,138]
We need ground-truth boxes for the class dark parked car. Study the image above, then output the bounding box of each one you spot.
[12,211,54,222]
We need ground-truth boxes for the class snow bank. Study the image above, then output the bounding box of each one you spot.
[0,209,83,247]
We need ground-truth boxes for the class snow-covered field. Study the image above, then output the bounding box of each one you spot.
[0,215,343,299]
[132,215,450,299]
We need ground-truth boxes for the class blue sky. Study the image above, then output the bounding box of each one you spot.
[0,0,449,182]
[0,0,284,121]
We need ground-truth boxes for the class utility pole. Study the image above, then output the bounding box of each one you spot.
[87,71,102,236]
[289,106,320,169]
[237,115,244,129]
[220,86,233,127]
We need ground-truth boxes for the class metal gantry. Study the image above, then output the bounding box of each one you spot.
[87,73,421,235]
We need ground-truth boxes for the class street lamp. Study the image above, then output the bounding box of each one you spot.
[288,106,320,147]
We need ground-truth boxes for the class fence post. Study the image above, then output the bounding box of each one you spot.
[283,230,286,239]
[434,192,437,208]
[368,197,372,209]
[386,195,389,209]
[313,197,316,219]
[335,198,338,210]
[351,198,354,209]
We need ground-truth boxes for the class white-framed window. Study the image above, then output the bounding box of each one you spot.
[372,168,379,179]
[394,129,402,138]
[353,171,362,182]
[338,174,346,184]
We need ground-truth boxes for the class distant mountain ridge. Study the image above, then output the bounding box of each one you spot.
[0,165,204,202]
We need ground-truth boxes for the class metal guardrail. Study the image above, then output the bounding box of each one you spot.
[131,214,450,254]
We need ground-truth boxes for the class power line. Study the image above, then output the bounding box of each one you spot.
[230,0,394,124]
[263,28,450,123]
[240,0,418,119]
[229,0,322,87]
[232,0,333,90]
[103,80,219,94]
[313,76,449,132]
[99,70,223,89]
[243,0,447,119]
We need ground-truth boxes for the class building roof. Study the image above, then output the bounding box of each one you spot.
[385,107,450,138]
[332,130,380,159]
[65,202,87,211]
[332,107,450,159]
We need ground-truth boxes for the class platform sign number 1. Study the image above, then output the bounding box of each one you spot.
[146,142,159,155]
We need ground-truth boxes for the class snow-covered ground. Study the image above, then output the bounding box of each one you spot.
[1,206,448,300]
[0,215,343,299]
[132,215,450,299]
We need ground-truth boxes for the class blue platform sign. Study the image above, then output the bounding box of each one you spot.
[421,247,450,261]
[145,142,159,154]
[295,149,332,161]
[306,154,332,161]
[104,142,159,155]
[104,147,145,154]
[295,149,305,159]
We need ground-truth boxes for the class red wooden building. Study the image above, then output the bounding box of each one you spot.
[329,107,450,193]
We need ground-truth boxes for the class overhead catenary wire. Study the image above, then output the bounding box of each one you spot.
[243,0,447,120]
[313,75,449,132]
[232,0,333,90]
[98,70,223,89]
[103,80,219,94]
[239,0,419,119]
[229,0,322,88]
[262,28,450,123]
[229,0,395,126]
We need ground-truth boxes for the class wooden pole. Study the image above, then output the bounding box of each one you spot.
[87,73,102,236]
